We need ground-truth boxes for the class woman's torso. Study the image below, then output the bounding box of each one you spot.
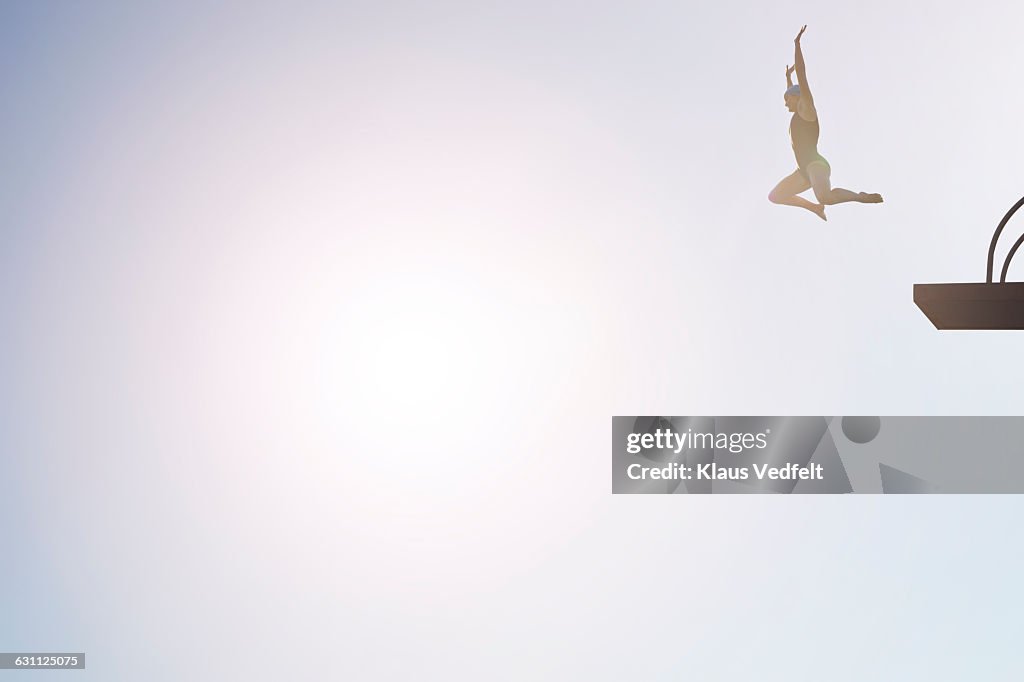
[790,112,821,169]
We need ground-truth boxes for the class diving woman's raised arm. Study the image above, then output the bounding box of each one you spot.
[793,25,817,119]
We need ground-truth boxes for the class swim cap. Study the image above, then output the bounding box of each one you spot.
[785,84,801,97]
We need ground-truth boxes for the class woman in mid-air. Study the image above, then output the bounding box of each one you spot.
[768,26,883,221]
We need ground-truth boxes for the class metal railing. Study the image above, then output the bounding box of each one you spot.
[986,195,1024,283]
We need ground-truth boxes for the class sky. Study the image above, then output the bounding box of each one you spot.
[2,1,1024,680]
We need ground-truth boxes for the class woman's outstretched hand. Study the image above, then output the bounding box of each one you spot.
[795,25,807,43]
[786,64,795,78]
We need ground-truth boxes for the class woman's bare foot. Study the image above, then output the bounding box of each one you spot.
[811,203,827,221]
[859,192,883,203]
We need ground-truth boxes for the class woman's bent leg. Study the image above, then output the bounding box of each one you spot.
[808,162,883,205]
[769,169,827,220]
